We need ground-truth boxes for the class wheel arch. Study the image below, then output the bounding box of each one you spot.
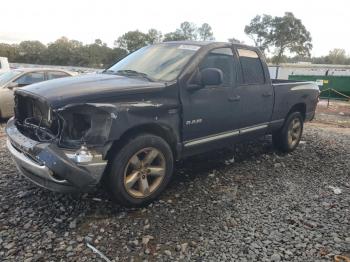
[106,123,180,161]
[287,103,306,120]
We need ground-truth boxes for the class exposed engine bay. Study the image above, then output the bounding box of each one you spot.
[14,93,114,149]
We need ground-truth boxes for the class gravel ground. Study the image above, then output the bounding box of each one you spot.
[0,113,349,261]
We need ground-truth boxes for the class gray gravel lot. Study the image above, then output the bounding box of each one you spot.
[0,118,349,261]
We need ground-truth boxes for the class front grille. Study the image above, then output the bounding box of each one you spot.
[15,93,60,142]
[15,94,50,124]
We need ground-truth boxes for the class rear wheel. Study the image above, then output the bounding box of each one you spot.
[106,134,174,207]
[273,112,304,152]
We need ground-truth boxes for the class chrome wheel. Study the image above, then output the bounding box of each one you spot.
[287,118,302,148]
[123,147,166,198]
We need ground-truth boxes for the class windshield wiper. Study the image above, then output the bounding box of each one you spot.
[115,70,155,82]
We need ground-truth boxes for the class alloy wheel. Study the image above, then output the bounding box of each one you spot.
[123,147,166,198]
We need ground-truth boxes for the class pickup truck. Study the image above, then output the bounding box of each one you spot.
[6,41,319,206]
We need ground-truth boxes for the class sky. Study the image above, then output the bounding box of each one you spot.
[1,0,349,57]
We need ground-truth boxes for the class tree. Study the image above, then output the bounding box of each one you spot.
[245,12,312,64]
[104,48,128,67]
[244,14,272,52]
[163,31,187,42]
[45,37,85,66]
[147,29,163,44]
[198,23,214,41]
[0,43,19,62]
[271,12,312,64]
[180,21,198,40]
[325,48,347,64]
[228,37,242,44]
[164,21,204,41]
[17,41,46,64]
[94,39,103,46]
[115,30,149,53]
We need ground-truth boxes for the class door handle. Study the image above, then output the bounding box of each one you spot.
[262,92,273,97]
[228,95,240,102]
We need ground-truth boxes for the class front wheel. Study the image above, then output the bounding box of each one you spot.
[106,134,174,207]
[273,112,304,152]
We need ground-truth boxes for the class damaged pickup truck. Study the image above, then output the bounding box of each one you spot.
[6,41,319,206]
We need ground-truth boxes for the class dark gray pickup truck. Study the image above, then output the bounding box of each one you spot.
[6,41,319,206]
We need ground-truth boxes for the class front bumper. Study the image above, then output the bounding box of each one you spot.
[6,118,107,193]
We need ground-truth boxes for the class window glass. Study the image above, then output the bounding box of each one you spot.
[107,44,198,82]
[0,70,22,86]
[238,49,265,84]
[47,71,68,80]
[199,48,235,86]
[16,72,45,86]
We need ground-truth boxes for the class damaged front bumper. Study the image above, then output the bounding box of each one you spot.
[6,118,107,193]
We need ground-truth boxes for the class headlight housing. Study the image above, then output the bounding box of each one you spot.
[57,104,114,148]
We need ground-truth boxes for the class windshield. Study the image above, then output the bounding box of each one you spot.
[0,70,22,86]
[107,43,200,82]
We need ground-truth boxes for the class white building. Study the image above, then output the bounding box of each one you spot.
[268,63,350,79]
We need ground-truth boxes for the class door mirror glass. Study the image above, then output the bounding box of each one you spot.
[7,82,18,89]
[200,68,223,86]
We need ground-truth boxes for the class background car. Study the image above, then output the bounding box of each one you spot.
[0,68,75,119]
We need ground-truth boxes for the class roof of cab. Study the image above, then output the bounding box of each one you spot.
[162,40,256,50]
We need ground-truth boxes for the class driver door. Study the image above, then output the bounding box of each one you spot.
[181,47,239,148]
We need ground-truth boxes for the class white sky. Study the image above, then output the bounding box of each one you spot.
[1,0,349,57]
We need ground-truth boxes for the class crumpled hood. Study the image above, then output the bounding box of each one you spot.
[16,73,166,109]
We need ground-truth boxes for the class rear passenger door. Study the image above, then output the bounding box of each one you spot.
[233,48,274,131]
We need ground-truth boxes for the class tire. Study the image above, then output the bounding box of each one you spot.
[272,112,304,153]
[106,134,174,207]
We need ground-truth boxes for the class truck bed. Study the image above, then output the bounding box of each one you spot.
[272,79,312,85]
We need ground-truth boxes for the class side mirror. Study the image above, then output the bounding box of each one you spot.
[7,82,18,90]
[200,68,223,86]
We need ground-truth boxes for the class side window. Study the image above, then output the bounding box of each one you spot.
[16,72,45,86]
[47,71,69,80]
[199,48,235,86]
[237,49,265,84]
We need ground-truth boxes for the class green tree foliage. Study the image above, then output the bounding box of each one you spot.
[267,49,350,65]
[228,37,242,44]
[44,37,85,66]
[325,48,348,64]
[17,41,46,64]
[115,30,150,53]
[180,21,198,40]
[147,29,163,44]
[245,14,272,52]
[163,30,187,42]
[164,21,215,41]
[0,37,127,68]
[245,12,312,64]
[3,21,348,67]
[0,43,19,61]
[198,23,214,41]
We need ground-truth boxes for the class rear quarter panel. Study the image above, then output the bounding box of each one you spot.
[272,82,319,122]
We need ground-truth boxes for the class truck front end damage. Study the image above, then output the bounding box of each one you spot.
[6,93,113,192]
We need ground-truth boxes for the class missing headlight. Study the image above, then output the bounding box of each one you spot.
[57,104,114,148]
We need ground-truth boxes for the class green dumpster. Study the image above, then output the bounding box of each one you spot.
[288,75,350,100]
